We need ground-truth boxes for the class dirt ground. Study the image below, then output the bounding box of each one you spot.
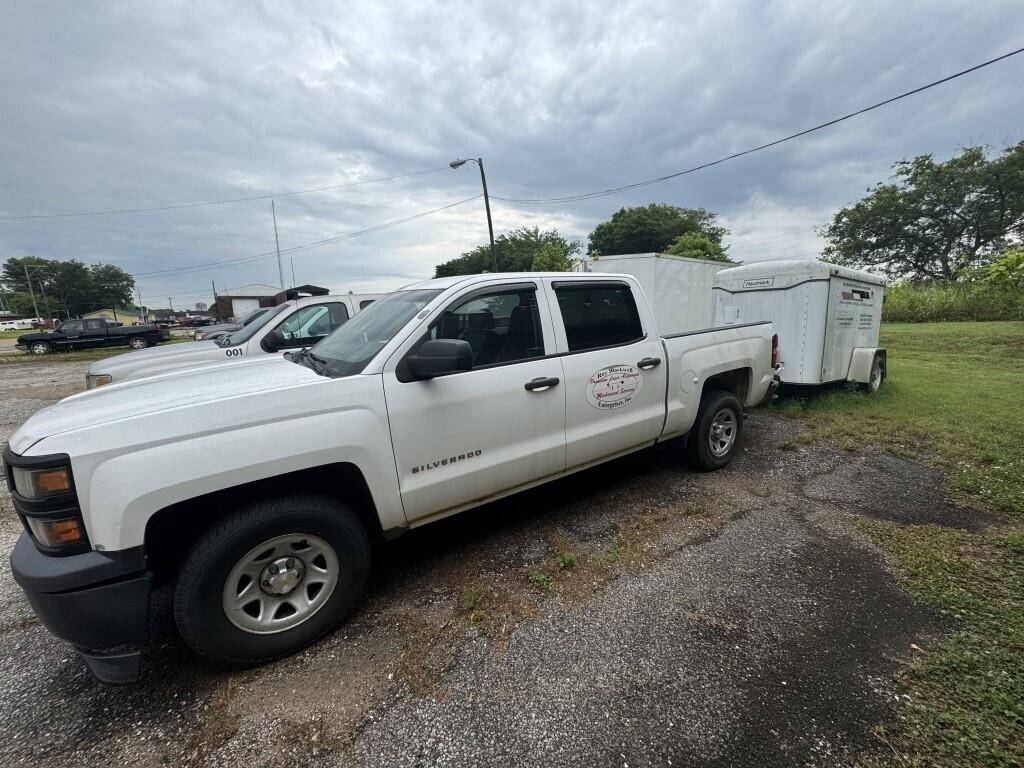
[0,361,982,767]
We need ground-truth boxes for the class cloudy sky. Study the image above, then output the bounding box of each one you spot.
[1,1,1022,309]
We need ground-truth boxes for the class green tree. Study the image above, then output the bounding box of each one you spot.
[434,227,581,277]
[530,242,576,271]
[985,246,1024,289]
[821,143,1024,281]
[1,257,135,317]
[663,232,731,262]
[587,204,727,256]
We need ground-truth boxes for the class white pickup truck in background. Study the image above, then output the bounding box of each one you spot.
[5,272,778,683]
[84,292,384,388]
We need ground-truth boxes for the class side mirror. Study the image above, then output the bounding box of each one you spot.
[261,329,286,353]
[406,339,473,379]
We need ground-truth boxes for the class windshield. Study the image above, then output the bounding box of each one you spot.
[217,303,289,347]
[239,308,270,326]
[311,289,442,377]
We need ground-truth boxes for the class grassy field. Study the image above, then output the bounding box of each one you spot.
[775,322,1023,767]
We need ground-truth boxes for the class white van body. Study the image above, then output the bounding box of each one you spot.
[0,319,38,331]
[590,253,733,336]
[713,260,887,388]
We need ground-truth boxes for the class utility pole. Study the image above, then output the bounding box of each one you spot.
[23,264,41,322]
[136,285,146,324]
[449,158,497,272]
[272,200,285,289]
[290,257,296,290]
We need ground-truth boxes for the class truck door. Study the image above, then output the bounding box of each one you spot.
[83,319,109,348]
[545,279,668,470]
[54,320,83,349]
[383,281,566,522]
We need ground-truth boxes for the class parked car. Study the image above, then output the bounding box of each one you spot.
[5,272,778,682]
[193,308,272,342]
[85,293,384,388]
[15,318,169,355]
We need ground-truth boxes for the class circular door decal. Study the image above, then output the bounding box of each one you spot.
[586,365,643,410]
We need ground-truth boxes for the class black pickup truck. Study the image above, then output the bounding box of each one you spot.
[16,318,170,355]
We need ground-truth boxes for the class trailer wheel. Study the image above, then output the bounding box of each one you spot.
[128,336,148,350]
[686,390,744,471]
[860,354,885,393]
[173,494,370,665]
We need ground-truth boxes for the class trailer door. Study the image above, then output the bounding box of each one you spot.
[822,278,882,381]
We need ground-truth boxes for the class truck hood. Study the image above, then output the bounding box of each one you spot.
[11,356,321,454]
[87,339,232,381]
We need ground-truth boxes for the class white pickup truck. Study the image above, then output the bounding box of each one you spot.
[84,292,384,389]
[5,272,778,683]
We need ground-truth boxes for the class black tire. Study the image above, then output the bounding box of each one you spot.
[859,354,885,393]
[128,336,148,350]
[29,341,51,355]
[173,494,370,665]
[685,389,744,471]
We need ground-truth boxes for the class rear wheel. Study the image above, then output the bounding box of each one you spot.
[128,336,148,350]
[29,341,51,355]
[686,390,744,471]
[860,354,885,393]
[173,494,370,665]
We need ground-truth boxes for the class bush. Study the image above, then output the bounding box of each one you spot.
[883,281,1024,322]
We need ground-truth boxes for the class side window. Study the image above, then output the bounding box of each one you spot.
[275,303,349,343]
[555,284,644,352]
[60,320,83,334]
[421,287,544,367]
[84,319,105,331]
[359,300,375,310]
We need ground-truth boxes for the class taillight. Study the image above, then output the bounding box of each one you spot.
[771,334,779,368]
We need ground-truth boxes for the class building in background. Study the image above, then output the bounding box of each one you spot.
[213,284,281,321]
[82,308,144,325]
[195,302,208,311]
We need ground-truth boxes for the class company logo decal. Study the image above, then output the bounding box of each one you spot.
[741,277,775,289]
[841,289,872,301]
[411,450,482,474]
[586,365,642,410]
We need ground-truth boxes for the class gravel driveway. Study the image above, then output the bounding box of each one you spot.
[0,361,971,767]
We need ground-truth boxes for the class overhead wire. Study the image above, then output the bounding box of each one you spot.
[491,46,1024,205]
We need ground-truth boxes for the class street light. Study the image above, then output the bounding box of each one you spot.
[450,157,497,272]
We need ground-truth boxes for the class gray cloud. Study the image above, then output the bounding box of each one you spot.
[1,0,1022,306]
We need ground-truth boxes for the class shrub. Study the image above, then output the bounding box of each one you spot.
[883,281,1024,323]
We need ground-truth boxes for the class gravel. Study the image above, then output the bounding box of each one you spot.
[0,363,964,767]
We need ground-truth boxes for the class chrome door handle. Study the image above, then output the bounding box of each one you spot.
[637,357,661,370]
[524,377,560,392]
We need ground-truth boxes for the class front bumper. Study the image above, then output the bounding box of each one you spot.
[10,533,151,684]
[14,344,26,351]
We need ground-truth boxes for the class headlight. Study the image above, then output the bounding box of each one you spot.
[11,466,72,498]
[86,373,113,389]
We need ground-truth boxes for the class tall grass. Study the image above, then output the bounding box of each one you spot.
[883,282,1024,323]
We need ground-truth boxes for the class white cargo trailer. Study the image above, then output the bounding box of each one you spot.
[713,260,887,391]
[590,253,734,336]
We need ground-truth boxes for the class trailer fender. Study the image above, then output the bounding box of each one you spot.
[847,348,885,383]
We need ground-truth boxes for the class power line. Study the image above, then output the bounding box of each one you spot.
[0,166,450,220]
[134,194,482,278]
[493,46,1024,205]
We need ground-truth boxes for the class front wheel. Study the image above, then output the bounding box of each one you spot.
[29,341,51,355]
[685,390,744,471]
[173,494,370,665]
[128,336,148,350]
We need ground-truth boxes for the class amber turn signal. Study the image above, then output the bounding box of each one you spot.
[26,517,84,548]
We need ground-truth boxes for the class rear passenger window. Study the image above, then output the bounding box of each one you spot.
[555,284,644,352]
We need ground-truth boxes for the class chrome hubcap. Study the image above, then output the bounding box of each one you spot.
[222,533,339,635]
[708,408,737,457]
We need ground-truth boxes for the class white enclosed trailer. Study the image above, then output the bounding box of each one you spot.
[590,252,734,336]
[713,260,887,391]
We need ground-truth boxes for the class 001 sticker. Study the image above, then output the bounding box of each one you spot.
[586,365,642,410]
